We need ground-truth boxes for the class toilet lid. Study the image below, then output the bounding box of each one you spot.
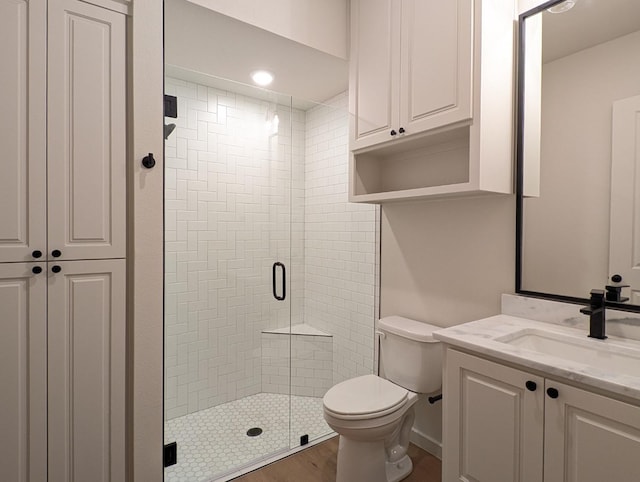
[323,374,408,418]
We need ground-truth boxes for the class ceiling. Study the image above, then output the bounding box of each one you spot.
[164,0,349,109]
[541,0,640,63]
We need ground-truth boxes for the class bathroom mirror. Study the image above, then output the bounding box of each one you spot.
[516,0,640,308]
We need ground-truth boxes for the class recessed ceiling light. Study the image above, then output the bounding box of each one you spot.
[251,70,274,87]
[547,0,577,14]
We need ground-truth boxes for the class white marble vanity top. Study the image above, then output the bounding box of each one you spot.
[433,314,640,401]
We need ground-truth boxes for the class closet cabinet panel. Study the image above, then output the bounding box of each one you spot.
[0,0,47,263]
[400,0,473,134]
[0,263,47,482]
[47,259,126,482]
[47,0,126,262]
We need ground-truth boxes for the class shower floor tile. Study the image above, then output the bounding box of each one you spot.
[164,393,331,482]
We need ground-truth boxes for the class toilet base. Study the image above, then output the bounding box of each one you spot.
[335,436,413,482]
[385,454,413,482]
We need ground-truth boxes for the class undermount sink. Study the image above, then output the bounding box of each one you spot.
[497,328,640,378]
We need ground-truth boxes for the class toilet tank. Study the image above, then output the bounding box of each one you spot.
[378,316,442,394]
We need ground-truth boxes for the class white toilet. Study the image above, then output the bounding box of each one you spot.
[322,316,442,482]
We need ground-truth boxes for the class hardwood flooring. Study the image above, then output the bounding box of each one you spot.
[234,436,442,482]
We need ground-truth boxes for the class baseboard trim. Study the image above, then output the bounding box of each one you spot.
[410,427,442,460]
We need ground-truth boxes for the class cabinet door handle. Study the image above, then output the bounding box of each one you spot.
[51,265,62,273]
[272,262,286,301]
[32,266,43,274]
[51,249,62,258]
[398,127,405,134]
[525,380,537,391]
[546,387,559,399]
[390,129,397,136]
[32,250,43,259]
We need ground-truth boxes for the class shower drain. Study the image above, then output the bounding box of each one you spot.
[246,427,263,437]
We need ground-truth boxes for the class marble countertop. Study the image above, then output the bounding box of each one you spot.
[433,314,640,401]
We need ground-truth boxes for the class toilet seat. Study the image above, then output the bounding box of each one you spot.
[323,374,409,420]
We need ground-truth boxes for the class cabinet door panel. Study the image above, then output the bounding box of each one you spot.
[0,0,47,262]
[350,0,400,150]
[47,0,126,261]
[443,350,544,482]
[400,0,473,133]
[544,381,640,482]
[48,259,126,482]
[0,263,47,482]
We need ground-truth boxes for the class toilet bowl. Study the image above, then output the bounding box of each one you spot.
[323,374,418,482]
[322,316,442,482]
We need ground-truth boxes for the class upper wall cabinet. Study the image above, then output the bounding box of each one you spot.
[0,0,127,263]
[349,0,515,203]
[350,0,472,151]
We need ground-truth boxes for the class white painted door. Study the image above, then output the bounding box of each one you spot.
[48,259,126,482]
[349,0,400,150]
[610,95,640,303]
[47,0,127,262]
[399,0,473,136]
[544,380,640,482]
[443,350,544,482]
[0,0,47,263]
[0,263,48,482]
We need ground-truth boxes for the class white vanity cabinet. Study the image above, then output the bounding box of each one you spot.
[443,349,640,482]
[349,0,515,203]
[349,0,473,151]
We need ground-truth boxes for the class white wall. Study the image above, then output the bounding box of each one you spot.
[185,0,348,59]
[380,195,516,451]
[522,30,640,297]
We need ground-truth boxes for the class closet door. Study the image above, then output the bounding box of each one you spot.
[0,263,47,482]
[0,0,47,263]
[47,0,126,262]
[48,258,126,482]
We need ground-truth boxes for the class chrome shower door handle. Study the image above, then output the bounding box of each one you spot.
[272,262,286,301]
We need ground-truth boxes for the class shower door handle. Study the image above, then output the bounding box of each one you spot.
[272,262,286,301]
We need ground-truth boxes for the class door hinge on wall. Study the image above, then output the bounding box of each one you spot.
[164,442,177,467]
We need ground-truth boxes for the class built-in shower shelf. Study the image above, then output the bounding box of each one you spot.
[262,323,332,337]
[261,323,334,397]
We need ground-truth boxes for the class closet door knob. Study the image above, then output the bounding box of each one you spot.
[546,387,559,399]
[32,250,43,258]
[51,265,62,273]
[390,129,397,136]
[525,380,537,391]
[398,127,405,134]
[51,249,62,258]
[32,266,43,274]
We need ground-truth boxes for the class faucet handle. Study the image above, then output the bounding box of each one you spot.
[605,283,630,303]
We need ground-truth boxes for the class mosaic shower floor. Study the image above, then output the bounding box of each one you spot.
[164,393,332,482]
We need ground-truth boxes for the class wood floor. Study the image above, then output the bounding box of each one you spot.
[235,436,442,482]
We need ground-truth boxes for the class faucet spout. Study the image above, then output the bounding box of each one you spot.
[580,289,607,339]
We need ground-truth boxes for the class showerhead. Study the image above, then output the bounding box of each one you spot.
[164,123,176,140]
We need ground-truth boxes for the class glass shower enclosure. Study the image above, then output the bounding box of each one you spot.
[163,72,377,480]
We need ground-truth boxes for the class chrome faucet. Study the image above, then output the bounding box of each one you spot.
[580,289,607,339]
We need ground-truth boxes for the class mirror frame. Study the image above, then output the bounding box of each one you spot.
[515,0,640,313]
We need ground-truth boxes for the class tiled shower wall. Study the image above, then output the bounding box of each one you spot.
[304,93,377,385]
[164,79,377,420]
